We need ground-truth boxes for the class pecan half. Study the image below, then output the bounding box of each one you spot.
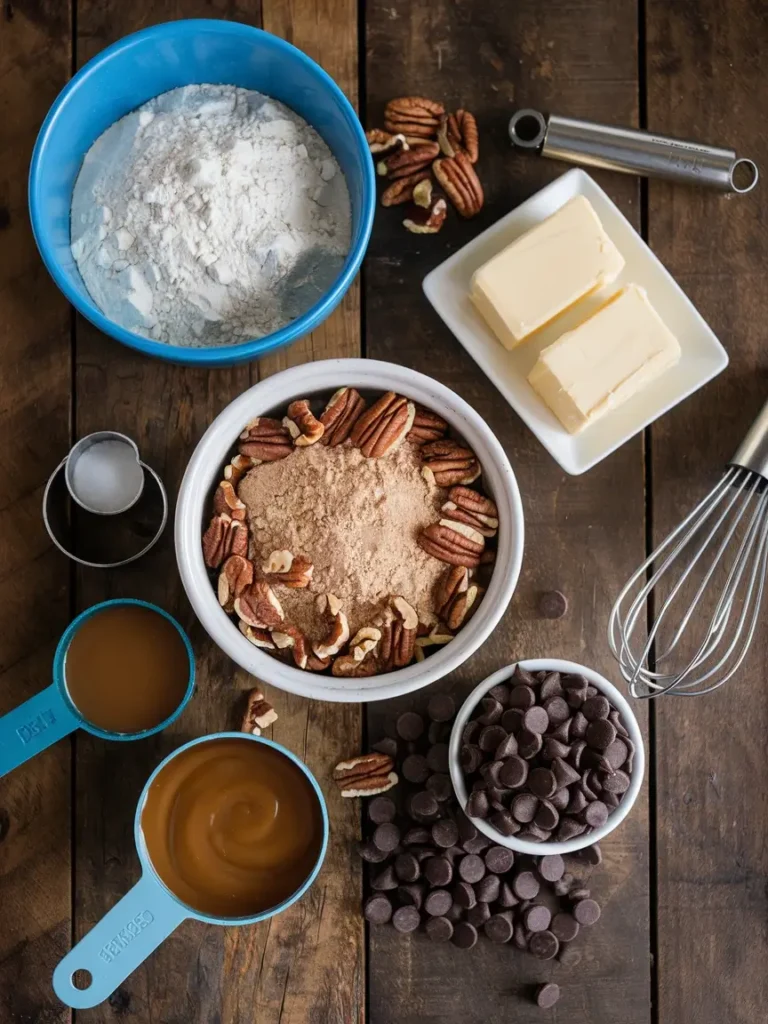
[260,550,314,589]
[202,514,249,568]
[239,620,275,649]
[224,453,255,487]
[435,565,469,620]
[377,597,418,670]
[213,480,247,521]
[218,555,254,611]
[433,151,484,217]
[421,439,481,487]
[381,169,431,207]
[333,752,394,786]
[438,110,479,164]
[407,406,449,445]
[366,129,409,157]
[241,687,278,735]
[332,653,378,678]
[320,387,367,445]
[442,486,498,537]
[350,392,416,458]
[270,624,310,670]
[444,581,482,630]
[284,399,324,446]
[235,581,284,630]
[377,140,439,180]
[403,197,447,234]
[384,96,445,138]
[313,593,350,659]
[238,417,293,463]
[418,522,484,568]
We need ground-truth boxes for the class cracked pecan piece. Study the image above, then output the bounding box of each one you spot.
[413,178,433,208]
[442,486,499,537]
[213,480,247,521]
[384,96,445,138]
[435,565,469,620]
[271,624,310,670]
[421,438,481,487]
[224,454,255,487]
[407,406,449,445]
[239,620,275,649]
[202,514,249,568]
[238,417,294,463]
[284,399,324,446]
[381,169,431,207]
[313,593,350,660]
[260,550,314,589]
[377,140,439,180]
[320,387,367,445]
[241,687,278,735]
[234,581,284,630]
[366,129,409,157]
[418,522,484,568]
[433,151,484,217]
[403,197,447,234]
[438,110,479,164]
[350,392,416,458]
[217,555,254,611]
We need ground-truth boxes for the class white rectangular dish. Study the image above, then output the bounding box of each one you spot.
[423,168,728,475]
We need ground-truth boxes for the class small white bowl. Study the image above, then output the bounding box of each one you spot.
[449,659,644,855]
[175,358,525,702]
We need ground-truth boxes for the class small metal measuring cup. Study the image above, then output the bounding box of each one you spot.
[0,599,195,779]
[52,733,329,1009]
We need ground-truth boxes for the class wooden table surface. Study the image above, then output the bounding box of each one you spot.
[2,1,767,1022]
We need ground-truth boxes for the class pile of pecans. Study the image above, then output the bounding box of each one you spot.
[367,96,484,234]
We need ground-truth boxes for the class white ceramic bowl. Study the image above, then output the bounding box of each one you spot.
[175,359,525,702]
[449,659,645,855]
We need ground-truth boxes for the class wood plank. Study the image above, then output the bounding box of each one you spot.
[71,3,363,1023]
[646,3,768,1023]
[365,2,651,1022]
[0,1,73,1021]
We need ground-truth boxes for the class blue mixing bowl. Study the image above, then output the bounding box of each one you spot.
[28,20,375,366]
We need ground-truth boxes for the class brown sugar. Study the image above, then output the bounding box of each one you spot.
[237,441,447,640]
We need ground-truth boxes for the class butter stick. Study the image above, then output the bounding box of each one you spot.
[470,195,624,349]
[528,285,681,434]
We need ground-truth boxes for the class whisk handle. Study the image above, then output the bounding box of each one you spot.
[730,398,768,479]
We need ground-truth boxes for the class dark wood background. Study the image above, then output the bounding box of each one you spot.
[1,1,766,1022]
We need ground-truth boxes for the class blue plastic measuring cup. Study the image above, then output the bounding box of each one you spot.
[0,599,195,778]
[52,732,329,1008]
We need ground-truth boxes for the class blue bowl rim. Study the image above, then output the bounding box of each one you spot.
[28,18,375,366]
[133,731,330,925]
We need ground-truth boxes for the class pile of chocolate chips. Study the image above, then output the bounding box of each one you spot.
[460,665,635,842]
[358,694,607,1008]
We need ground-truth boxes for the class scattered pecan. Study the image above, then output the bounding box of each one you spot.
[418,522,484,568]
[213,480,247,521]
[384,96,445,138]
[234,581,284,630]
[333,753,398,797]
[366,129,408,157]
[239,620,275,649]
[218,555,254,611]
[381,169,431,207]
[224,453,255,487]
[320,387,367,445]
[442,486,498,537]
[407,406,449,445]
[270,624,310,670]
[238,417,293,463]
[378,597,418,671]
[284,399,325,446]
[403,197,447,234]
[433,151,484,217]
[241,687,278,735]
[377,140,439,180]
[420,438,481,486]
[435,564,469,620]
[202,514,249,569]
[260,549,314,588]
[350,392,416,458]
[332,654,378,678]
[413,177,433,208]
[438,110,479,164]
[313,593,350,659]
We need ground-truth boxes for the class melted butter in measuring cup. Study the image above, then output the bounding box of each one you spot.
[66,432,144,515]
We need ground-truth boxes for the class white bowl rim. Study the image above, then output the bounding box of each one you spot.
[448,658,645,855]
[175,358,525,702]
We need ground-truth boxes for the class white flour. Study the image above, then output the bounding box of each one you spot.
[70,85,352,347]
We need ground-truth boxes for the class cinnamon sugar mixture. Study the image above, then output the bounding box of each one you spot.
[237,441,446,638]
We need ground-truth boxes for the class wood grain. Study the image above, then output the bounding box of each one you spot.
[364,1,650,1021]
[647,2,768,1022]
[0,2,73,1022]
[70,3,363,1023]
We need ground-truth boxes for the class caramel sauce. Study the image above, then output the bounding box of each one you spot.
[141,738,324,917]
[64,604,190,734]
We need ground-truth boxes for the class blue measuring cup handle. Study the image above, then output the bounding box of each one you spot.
[0,683,80,778]
[53,873,187,1008]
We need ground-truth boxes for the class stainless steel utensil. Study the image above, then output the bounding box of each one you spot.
[508,109,759,193]
[608,399,768,697]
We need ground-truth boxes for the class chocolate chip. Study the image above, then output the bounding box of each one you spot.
[538,853,565,882]
[443,845,463,864]
[424,888,452,916]
[524,904,551,932]
[513,923,529,949]
[466,901,491,927]
[539,672,563,699]
[427,693,455,722]
[364,894,393,924]
[458,853,486,883]
[396,711,425,740]
[427,742,450,773]
[609,708,630,737]
[479,760,504,786]
[452,921,478,949]
[409,790,439,821]
[512,793,538,823]
[568,888,591,902]
[580,843,602,866]
[558,944,582,967]
[402,754,430,783]
[466,789,489,819]
[392,905,420,933]
[372,737,399,758]
[550,718,572,744]
[518,729,544,759]
[568,741,587,770]
[518,823,551,843]
[542,695,570,726]
[426,916,454,942]
[371,865,398,891]
[484,845,515,873]
[566,789,588,815]
[403,826,431,846]
[426,772,453,802]
[603,789,620,808]
[490,811,520,836]
[453,879,477,909]
[475,873,500,903]
[586,719,616,751]
[462,834,491,855]
[604,737,628,769]
[498,755,528,789]
[477,696,503,725]
[523,706,549,735]
[487,683,510,705]
[373,823,400,852]
[534,799,559,832]
[582,768,600,797]
[460,744,483,773]
[456,811,477,844]
[553,756,580,789]
[494,732,518,759]
[446,902,464,922]
[411,846,435,862]
[528,929,559,960]
[555,818,586,841]
[551,912,580,942]
[463,720,480,744]
[543,737,571,761]
[428,720,449,745]
[512,870,540,900]
[394,853,421,882]
[582,695,610,721]
[358,840,389,863]
[478,725,508,752]
[583,749,616,774]
[487,786,513,811]
[397,883,425,909]
[553,872,575,897]
[367,796,397,825]
[584,800,609,827]
[509,685,535,709]
[586,686,598,698]
[501,707,525,732]
[570,711,588,738]
[424,856,453,887]
[602,769,631,794]
[551,787,570,812]
[528,767,557,799]
[431,818,459,848]
[514,665,538,687]
[573,898,601,926]
[484,911,514,944]
[535,982,561,1008]
[497,881,518,908]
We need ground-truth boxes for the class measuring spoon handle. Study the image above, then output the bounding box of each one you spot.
[0,684,79,778]
[53,873,187,1008]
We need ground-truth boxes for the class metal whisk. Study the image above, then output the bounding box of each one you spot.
[609,398,768,698]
